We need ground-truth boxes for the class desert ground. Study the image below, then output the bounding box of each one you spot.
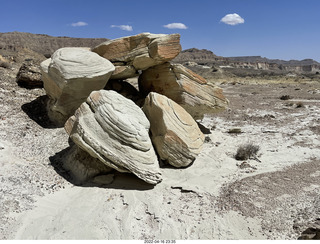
[0,63,320,240]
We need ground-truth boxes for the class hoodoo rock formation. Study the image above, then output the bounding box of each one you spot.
[38,33,228,184]
[40,47,115,126]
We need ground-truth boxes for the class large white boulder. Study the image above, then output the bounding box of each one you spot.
[40,47,115,125]
[65,90,162,184]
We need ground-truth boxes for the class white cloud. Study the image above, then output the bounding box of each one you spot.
[110,25,133,31]
[71,21,88,27]
[220,13,245,25]
[163,23,188,29]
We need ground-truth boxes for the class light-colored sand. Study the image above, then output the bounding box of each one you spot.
[5,115,319,239]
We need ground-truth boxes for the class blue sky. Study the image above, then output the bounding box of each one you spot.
[2,0,320,61]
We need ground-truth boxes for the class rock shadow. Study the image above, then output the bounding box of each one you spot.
[197,122,211,134]
[49,144,155,191]
[298,227,320,240]
[21,95,59,129]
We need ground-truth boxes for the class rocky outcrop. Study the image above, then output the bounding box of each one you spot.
[65,90,162,184]
[92,32,181,80]
[139,62,229,120]
[40,47,115,126]
[16,59,43,88]
[143,92,204,167]
[35,33,229,184]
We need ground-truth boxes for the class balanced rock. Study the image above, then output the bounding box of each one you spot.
[139,62,229,120]
[65,90,162,184]
[40,47,115,126]
[16,59,43,88]
[92,33,181,80]
[143,92,205,168]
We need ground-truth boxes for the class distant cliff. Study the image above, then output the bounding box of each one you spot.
[226,56,319,66]
[173,48,226,64]
[174,48,320,74]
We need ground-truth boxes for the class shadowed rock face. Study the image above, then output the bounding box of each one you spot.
[65,90,162,185]
[92,32,181,80]
[40,47,115,126]
[143,92,204,168]
[139,62,229,120]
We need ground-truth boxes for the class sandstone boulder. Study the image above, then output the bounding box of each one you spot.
[139,62,229,120]
[40,47,115,126]
[142,92,205,168]
[65,90,162,184]
[16,59,43,88]
[92,33,181,80]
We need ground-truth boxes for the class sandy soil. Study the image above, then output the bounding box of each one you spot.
[0,65,319,240]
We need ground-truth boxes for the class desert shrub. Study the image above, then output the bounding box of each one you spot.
[235,143,260,161]
[280,95,291,100]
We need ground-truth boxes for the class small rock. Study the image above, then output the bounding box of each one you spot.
[16,59,43,88]
[238,162,251,169]
[204,136,211,143]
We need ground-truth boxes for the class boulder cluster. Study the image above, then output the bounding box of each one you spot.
[40,32,229,184]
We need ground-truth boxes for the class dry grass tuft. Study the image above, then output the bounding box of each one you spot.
[235,143,260,161]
